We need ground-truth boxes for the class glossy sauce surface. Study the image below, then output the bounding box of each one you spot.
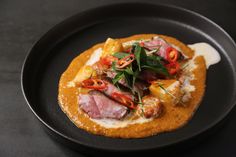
[58,34,207,138]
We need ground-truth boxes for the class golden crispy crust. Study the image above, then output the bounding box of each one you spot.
[58,34,206,138]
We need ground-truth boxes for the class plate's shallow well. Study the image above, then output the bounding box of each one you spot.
[22,3,236,153]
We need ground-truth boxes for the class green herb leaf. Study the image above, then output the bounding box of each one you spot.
[123,71,132,89]
[141,65,169,76]
[113,52,130,59]
[156,82,176,99]
[142,55,169,76]
[146,56,161,67]
[133,43,146,71]
[137,91,144,116]
[156,82,185,106]
[112,61,117,71]
[124,66,134,75]
[132,69,139,87]
[112,72,124,84]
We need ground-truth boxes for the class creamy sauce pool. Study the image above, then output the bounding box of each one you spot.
[188,43,221,68]
[92,117,153,128]
[58,34,221,138]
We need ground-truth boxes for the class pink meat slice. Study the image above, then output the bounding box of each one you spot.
[78,94,101,118]
[101,80,134,100]
[78,91,127,119]
[144,37,171,60]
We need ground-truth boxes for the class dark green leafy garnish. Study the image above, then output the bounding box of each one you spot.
[144,55,169,76]
[111,42,170,91]
[133,43,147,71]
[132,69,139,87]
[124,66,134,75]
[113,52,130,59]
[112,71,124,85]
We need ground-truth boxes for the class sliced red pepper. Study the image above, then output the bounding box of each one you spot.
[139,41,144,47]
[116,54,135,69]
[165,62,180,75]
[100,55,118,66]
[166,47,179,63]
[82,78,107,90]
[111,92,136,109]
[125,48,132,53]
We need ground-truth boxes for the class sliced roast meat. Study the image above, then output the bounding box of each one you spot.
[101,80,134,100]
[78,94,101,118]
[90,91,128,118]
[78,91,127,119]
[144,37,186,61]
[144,37,171,60]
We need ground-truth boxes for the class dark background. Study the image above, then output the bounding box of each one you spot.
[0,0,236,156]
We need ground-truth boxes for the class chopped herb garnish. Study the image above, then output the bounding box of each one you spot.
[113,52,130,59]
[124,66,134,75]
[133,43,147,71]
[143,55,169,76]
[112,61,117,71]
[181,63,190,70]
[156,82,185,106]
[123,71,132,88]
[156,82,176,99]
[132,69,139,87]
[142,65,169,76]
[112,72,124,84]
[137,91,144,116]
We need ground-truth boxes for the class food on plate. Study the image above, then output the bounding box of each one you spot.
[58,34,220,138]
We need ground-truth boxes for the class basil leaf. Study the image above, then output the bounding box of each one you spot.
[146,56,163,67]
[132,69,139,87]
[124,66,134,75]
[142,55,169,76]
[113,52,130,59]
[112,72,124,84]
[123,71,132,89]
[112,61,116,71]
[133,43,146,71]
[141,65,169,76]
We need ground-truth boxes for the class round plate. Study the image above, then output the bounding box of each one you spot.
[21,2,236,154]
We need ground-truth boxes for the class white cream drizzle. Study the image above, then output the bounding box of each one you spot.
[188,43,221,69]
[91,116,153,128]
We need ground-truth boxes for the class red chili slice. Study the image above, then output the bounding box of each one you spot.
[100,55,118,66]
[116,54,135,69]
[82,78,107,90]
[111,92,136,109]
[165,62,180,75]
[125,48,132,53]
[166,47,179,63]
[139,41,144,47]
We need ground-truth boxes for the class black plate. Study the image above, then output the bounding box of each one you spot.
[21,2,236,155]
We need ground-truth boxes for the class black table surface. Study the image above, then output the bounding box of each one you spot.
[1,0,236,156]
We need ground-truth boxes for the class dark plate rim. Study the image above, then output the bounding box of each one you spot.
[21,2,236,152]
